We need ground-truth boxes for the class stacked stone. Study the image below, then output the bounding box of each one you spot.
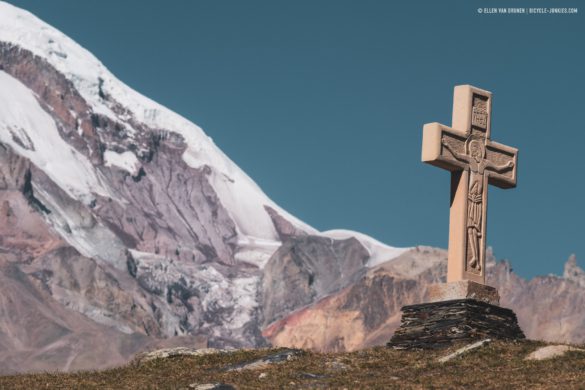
[388,299,525,349]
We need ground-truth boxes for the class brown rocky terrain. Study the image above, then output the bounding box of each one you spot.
[263,246,585,351]
[2,341,585,389]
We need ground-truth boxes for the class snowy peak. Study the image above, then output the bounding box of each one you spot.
[0,0,409,254]
[0,0,313,241]
[0,1,412,371]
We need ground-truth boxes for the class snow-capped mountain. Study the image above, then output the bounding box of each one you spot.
[1,2,584,374]
[0,1,409,372]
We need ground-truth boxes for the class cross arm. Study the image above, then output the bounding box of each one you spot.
[421,122,468,171]
[485,140,518,189]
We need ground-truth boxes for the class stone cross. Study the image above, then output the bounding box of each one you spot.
[421,85,518,285]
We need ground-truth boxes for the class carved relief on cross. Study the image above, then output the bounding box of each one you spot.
[421,85,518,285]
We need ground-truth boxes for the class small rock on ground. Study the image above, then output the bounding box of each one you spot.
[438,339,492,363]
[188,384,235,390]
[326,360,349,371]
[300,372,327,379]
[135,347,228,363]
[224,349,303,371]
[525,345,584,361]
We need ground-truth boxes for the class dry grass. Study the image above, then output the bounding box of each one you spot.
[1,340,584,389]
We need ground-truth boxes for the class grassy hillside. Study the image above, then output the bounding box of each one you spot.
[1,340,584,389]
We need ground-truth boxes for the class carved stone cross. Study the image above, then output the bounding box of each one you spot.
[421,85,518,285]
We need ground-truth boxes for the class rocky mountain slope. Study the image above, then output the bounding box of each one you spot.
[0,2,407,372]
[264,246,585,352]
[0,1,582,374]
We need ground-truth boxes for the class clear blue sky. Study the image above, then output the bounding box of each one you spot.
[6,0,584,279]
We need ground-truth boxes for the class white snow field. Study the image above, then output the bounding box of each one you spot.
[321,229,410,267]
[103,150,141,175]
[0,70,112,203]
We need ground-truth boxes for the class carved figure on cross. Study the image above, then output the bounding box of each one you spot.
[442,135,514,271]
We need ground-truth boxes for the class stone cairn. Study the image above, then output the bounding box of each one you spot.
[389,299,524,349]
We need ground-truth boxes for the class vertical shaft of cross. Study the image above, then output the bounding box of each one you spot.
[448,86,491,283]
[421,85,518,285]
